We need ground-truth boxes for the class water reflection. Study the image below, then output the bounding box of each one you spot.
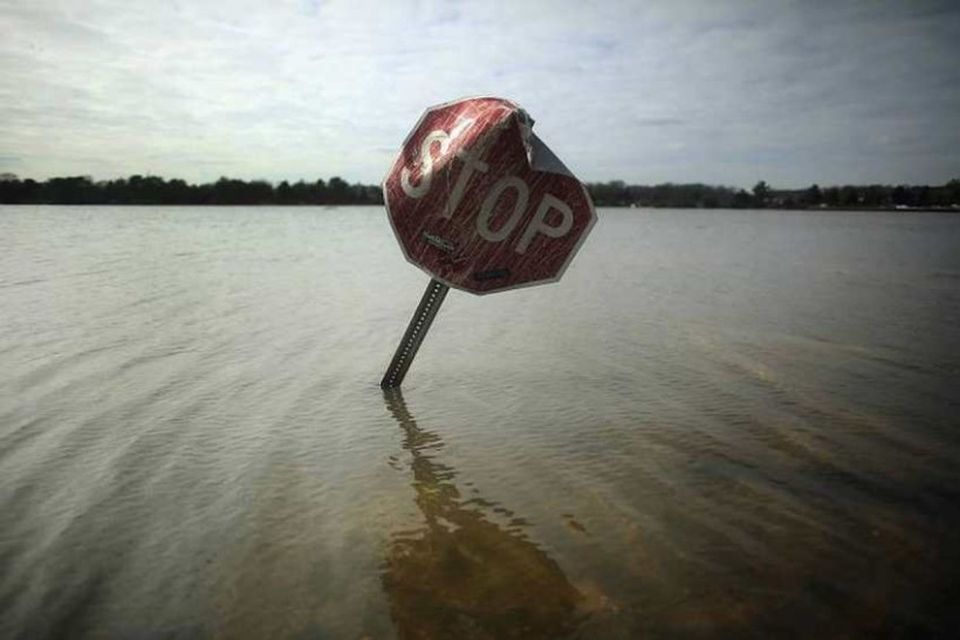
[381,390,585,639]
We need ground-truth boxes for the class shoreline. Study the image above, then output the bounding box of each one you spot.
[1,203,957,213]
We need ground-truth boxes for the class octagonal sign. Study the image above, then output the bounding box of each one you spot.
[383,97,597,295]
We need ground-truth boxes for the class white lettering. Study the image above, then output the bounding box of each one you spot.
[516,193,573,254]
[400,118,476,200]
[444,145,489,219]
[400,131,447,199]
[477,176,529,242]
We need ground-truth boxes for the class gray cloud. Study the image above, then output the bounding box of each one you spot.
[0,0,957,187]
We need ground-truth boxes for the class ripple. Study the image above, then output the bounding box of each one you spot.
[1,207,958,638]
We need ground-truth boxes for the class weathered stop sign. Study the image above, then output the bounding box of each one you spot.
[380,97,597,387]
[383,96,596,294]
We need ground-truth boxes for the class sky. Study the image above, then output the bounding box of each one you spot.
[1,0,958,189]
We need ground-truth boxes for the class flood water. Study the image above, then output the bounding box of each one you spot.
[1,205,959,639]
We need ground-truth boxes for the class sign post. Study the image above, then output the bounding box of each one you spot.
[380,279,448,388]
[380,97,597,388]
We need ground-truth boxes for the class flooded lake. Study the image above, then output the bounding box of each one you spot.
[2,205,959,638]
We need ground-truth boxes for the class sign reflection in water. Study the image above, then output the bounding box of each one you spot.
[381,390,601,638]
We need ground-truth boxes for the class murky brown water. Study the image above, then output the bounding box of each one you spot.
[2,206,959,639]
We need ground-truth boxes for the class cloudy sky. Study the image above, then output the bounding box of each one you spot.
[1,0,958,188]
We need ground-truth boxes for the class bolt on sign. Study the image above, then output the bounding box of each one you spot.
[380,97,597,388]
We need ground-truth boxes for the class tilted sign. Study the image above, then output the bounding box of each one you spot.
[381,97,597,386]
[383,96,596,294]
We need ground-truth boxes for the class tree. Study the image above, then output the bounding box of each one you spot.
[862,185,887,207]
[732,189,753,208]
[752,181,770,207]
[40,176,96,204]
[276,180,294,205]
[840,185,860,206]
[289,180,311,204]
[326,176,351,204]
[945,179,960,206]
[911,185,931,208]
[821,186,839,206]
[804,184,822,206]
[311,179,328,204]
[891,185,909,206]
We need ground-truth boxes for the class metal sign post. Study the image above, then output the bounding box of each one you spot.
[380,279,449,388]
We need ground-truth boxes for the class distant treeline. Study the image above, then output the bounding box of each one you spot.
[0,174,382,206]
[588,179,960,210]
[1,173,958,209]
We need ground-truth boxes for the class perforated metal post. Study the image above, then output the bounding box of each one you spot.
[380,279,449,388]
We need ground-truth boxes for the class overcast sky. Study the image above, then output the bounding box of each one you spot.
[1,0,958,188]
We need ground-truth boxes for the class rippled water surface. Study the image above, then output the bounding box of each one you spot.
[2,206,959,639]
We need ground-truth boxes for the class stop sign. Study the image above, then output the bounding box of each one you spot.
[383,97,597,294]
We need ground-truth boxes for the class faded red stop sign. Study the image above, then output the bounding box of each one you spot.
[383,97,597,294]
